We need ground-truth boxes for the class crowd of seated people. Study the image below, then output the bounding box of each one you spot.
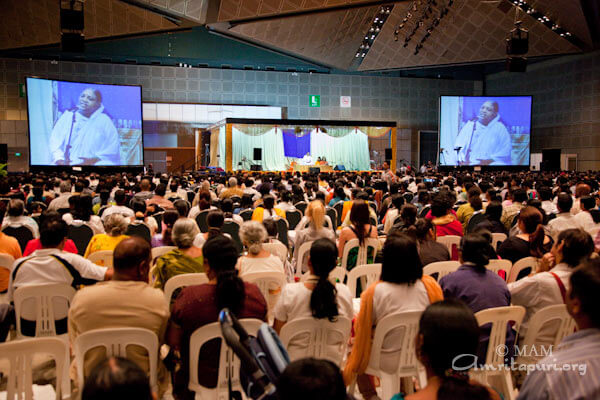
[0,167,599,399]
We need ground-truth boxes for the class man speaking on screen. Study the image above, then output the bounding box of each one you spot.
[453,100,511,166]
[49,88,121,166]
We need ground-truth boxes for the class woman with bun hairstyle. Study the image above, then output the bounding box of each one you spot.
[439,233,513,364]
[391,299,500,400]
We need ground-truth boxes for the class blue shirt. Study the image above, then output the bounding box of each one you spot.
[440,263,513,364]
[517,328,600,400]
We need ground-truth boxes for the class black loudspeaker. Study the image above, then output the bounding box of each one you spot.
[253,148,262,161]
[385,148,393,160]
[506,57,527,72]
[0,144,7,164]
[542,149,561,171]
[61,32,85,53]
[309,167,320,174]
[250,165,262,171]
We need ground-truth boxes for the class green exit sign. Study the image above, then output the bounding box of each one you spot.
[309,95,320,107]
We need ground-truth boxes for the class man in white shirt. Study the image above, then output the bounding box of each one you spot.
[48,181,73,211]
[101,190,134,221]
[509,228,594,343]
[573,196,596,231]
[302,152,313,165]
[548,193,581,241]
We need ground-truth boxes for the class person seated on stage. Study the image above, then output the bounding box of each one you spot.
[302,152,313,165]
[321,156,328,165]
[316,157,323,165]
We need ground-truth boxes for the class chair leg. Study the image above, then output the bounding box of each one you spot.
[380,373,401,400]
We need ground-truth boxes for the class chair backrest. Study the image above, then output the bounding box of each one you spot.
[275,218,290,249]
[333,201,344,226]
[403,192,414,203]
[0,337,68,400]
[279,317,352,365]
[347,263,382,298]
[301,267,346,284]
[436,235,461,261]
[294,241,314,277]
[67,224,95,256]
[222,220,243,254]
[286,210,303,230]
[153,211,164,234]
[74,327,159,394]
[241,271,287,310]
[163,272,209,304]
[189,319,263,399]
[507,256,537,283]
[325,207,338,231]
[13,283,77,338]
[474,305,526,366]
[491,233,507,250]
[239,209,253,222]
[125,223,151,243]
[0,253,15,292]
[151,246,177,263]
[340,238,379,271]
[368,201,378,214]
[195,210,210,233]
[97,205,110,217]
[519,304,576,349]
[418,205,431,218]
[263,242,288,265]
[366,311,424,378]
[87,250,114,267]
[486,259,512,281]
[2,225,34,253]
[422,261,461,282]
[294,201,308,215]
[466,212,487,233]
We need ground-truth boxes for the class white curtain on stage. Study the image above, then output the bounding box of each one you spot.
[310,128,370,170]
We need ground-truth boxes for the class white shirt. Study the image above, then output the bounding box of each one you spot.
[8,248,108,303]
[62,214,105,235]
[453,115,511,165]
[2,216,39,238]
[370,281,430,372]
[101,205,135,220]
[541,200,558,215]
[48,193,72,211]
[508,263,571,342]
[574,211,595,231]
[302,154,313,165]
[383,208,399,234]
[548,213,581,241]
[273,281,353,360]
[275,202,295,213]
[237,254,284,276]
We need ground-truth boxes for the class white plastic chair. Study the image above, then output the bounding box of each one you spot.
[346,263,382,298]
[516,304,576,365]
[350,311,427,400]
[263,242,288,265]
[473,305,526,400]
[279,316,352,365]
[241,271,287,311]
[341,238,380,272]
[486,259,512,281]
[507,257,538,283]
[74,327,159,395]
[293,240,313,277]
[0,253,15,292]
[0,337,69,400]
[422,261,460,282]
[189,319,263,400]
[86,249,114,267]
[301,267,347,284]
[436,235,461,260]
[491,233,507,250]
[12,283,76,399]
[163,273,209,304]
[151,246,176,262]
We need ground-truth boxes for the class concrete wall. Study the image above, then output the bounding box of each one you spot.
[0,58,476,172]
[486,51,600,171]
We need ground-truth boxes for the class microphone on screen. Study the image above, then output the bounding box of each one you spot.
[454,147,462,152]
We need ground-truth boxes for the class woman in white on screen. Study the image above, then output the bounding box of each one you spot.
[453,100,511,166]
[49,88,121,166]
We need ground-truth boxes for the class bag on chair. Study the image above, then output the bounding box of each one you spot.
[219,308,289,400]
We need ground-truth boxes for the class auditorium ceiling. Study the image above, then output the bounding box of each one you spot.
[0,0,597,72]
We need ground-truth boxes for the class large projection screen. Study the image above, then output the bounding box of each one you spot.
[439,96,531,166]
[26,77,143,167]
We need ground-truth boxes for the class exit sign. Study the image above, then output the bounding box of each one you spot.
[309,95,320,107]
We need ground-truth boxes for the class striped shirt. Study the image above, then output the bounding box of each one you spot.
[517,328,600,400]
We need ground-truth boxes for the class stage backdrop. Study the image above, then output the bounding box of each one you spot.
[216,124,373,171]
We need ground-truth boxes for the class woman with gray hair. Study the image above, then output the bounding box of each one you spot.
[236,221,284,276]
[83,214,129,262]
[153,218,204,290]
[2,198,40,238]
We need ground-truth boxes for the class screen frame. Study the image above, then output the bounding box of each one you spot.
[438,95,532,168]
[25,76,145,168]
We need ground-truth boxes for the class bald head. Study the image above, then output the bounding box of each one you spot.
[113,237,151,274]
[140,179,151,191]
